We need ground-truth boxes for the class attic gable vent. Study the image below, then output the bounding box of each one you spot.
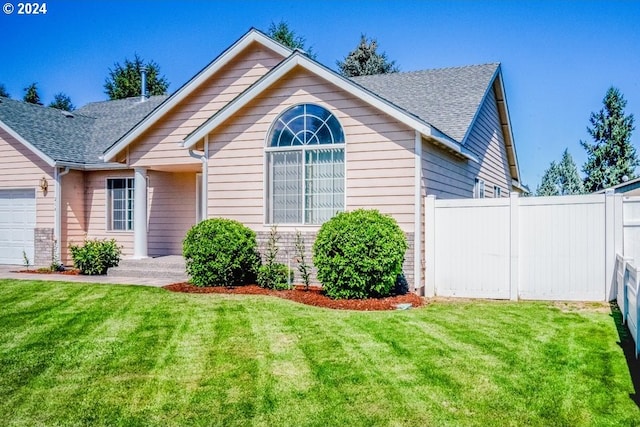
[61,110,74,118]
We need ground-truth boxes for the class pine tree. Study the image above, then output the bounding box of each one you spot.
[537,161,560,196]
[581,87,637,192]
[23,83,42,105]
[337,35,399,77]
[536,149,584,196]
[104,54,169,100]
[267,21,316,59]
[0,83,9,98]
[48,92,75,111]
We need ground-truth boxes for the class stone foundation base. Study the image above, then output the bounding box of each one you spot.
[256,230,416,289]
[34,228,54,266]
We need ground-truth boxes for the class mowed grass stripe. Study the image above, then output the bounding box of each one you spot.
[0,280,638,427]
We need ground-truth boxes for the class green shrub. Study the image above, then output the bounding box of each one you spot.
[257,225,293,290]
[183,218,260,287]
[313,209,407,299]
[257,263,293,290]
[69,238,122,275]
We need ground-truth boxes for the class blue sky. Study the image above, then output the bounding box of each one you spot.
[1,0,638,189]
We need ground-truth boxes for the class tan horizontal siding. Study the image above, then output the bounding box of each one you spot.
[127,42,284,168]
[60,170,86,264]
[148,171,196,256]
[207,66,416,232]
[464,87,512,196]
[0,130,55,228]
[422,139,474,199]
[84,170,135,256]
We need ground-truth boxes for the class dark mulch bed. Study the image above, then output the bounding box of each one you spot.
[163,283,425,311]
[16,269,80,275]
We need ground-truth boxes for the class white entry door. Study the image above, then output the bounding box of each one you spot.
[0,189,36,264]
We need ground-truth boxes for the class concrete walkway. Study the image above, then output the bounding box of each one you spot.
[0,265,173,287]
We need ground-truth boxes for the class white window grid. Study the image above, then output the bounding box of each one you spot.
[107,178,134,231]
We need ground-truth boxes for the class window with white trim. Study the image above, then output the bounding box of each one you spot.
[474,178,485,199]
[107,178,134,230]
[494,185,501,198]
[266,104,345,224]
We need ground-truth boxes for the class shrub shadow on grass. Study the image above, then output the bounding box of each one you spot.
[610,302,640,408]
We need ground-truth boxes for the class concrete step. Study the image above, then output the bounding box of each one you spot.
[107,256,188,282]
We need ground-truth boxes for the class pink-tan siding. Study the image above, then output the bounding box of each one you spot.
[60,169,86,263]
[82,169,196,258]
[206,67,416,232]
[0,128,54,228]
[83,170,135,256]
[465,85,513,197]
[422,85,512,199]
[147,171,196,256]
[126,42,285,169]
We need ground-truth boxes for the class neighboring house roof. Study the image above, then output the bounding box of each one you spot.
[0,95,166,167]
[597,176,640,195]
[351,64,500,143]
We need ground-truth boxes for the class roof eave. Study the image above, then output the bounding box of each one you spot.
[0,118,56,167]
[103,28,292,162]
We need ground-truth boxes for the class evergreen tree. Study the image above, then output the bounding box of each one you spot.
[536,149,585,196]
[537,161,560,196]
[267,20,316,59]
[581,87,637,192]
[48,92,75,111]
[23,83,42,105]
[0,83,9,98]
[104,54,169,100]
[337,35,399,77]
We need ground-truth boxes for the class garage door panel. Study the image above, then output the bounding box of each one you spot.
[0,189,36,264]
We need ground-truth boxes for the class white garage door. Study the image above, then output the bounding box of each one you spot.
[0,189,36,265]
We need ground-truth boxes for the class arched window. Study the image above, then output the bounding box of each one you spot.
[266,104,345,224]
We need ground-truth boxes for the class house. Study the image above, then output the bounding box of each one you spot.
[598,176,640,196]
[0,28,525,291]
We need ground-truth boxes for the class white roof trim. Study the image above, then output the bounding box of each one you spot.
[103,28,292,162]
[494,69,522,183]
[183,52,474,161]
[0,118,56,167]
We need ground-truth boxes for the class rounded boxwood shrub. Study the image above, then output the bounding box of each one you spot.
[313,209,408,299]
[183,218,260,287]
[69,238,122,275]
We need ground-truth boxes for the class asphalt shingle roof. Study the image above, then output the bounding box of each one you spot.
[351,63,499,142]
[0,95,167,165]
[0,63,499,165]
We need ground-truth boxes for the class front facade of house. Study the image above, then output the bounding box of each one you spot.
[0,29,524,291]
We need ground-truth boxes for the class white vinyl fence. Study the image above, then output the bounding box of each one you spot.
[425,191,635,301]
[616,255,640,358]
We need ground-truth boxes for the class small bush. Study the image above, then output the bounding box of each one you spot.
[183,218,260,287]
[69,238,122,275]
[313,209,408,299]
[257,225,292,290]
[257,263,293,290]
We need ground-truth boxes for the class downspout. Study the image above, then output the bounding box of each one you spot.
[54,166,70,264]
[414,131,423,294]
[188,135,208,220]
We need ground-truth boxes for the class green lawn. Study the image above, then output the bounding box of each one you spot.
[0,279,638,426]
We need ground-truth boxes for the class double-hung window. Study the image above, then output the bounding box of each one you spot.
[266,104,345,224]
[107,178,134,230]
